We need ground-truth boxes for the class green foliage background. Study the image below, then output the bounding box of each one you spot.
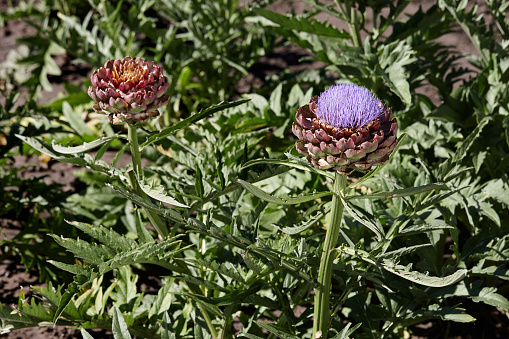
[1,0,509,338]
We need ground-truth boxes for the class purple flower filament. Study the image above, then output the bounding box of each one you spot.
[316,84,385,130]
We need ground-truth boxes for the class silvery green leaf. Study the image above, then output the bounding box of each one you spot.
[67,220,137,251]
[107,184,183,222]
[138,179,189,208]
[81,329,95,339]
[52,136,117,154]
[62,101,93,138]
[452,117,489,164]
[281,205,330,234]
[347,183,449,200]
[383,265,467,287]
[161,312,176,339]
[331,322,362,339]
[255,8,350,38]
[379,244,432,259]
[141,99,250,148]
[112,307,132,339]
[254,321,300,339]
[397,223,454,236]
[15,134,90,166]
[340,195,384,241]
[242,156,335,180]
[341,246,467,287]
[238,179,333,205]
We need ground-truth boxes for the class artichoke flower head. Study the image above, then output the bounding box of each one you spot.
[292,84,398,175]
[88,56,169,124]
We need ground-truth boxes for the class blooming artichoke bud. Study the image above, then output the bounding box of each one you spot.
[292,84,398,175]
[88,56,169,124]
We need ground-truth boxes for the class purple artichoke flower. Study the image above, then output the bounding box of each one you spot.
[292,84,398,174]
[88,56,169,124]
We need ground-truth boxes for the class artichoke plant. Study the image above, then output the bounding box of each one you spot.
[88,56,169,124]
[292,84,398,174]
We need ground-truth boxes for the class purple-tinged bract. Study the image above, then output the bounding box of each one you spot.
[292,84,398,174]
[88,56,169,124]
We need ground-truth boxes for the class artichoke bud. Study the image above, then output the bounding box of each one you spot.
[88,56,169,124]
[292,84,398,175]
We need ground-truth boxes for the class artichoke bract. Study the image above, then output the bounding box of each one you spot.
[292,84,398,175]
[88,56,169,124]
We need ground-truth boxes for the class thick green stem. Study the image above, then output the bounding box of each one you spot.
[348,6,362,48]
[127,124,144,181]
[313,173,347,338]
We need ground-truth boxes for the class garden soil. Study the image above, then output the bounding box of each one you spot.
[1,0,507,338]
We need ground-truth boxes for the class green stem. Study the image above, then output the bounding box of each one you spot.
[348,6,362,48]
[126,125,217,338]
[127,170,169,238]
[313,173,347,338]
[127,124,144,181]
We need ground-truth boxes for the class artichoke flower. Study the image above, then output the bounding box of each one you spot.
[292,84,398,174]
[88,56,169,124]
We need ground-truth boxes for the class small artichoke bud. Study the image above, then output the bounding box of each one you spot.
[88,56,169,124]
[292,84,398,175]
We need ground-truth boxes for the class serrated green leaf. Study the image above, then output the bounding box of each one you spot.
[452,118,489,163]
[19,298,54,322]
[47,260,97,277]
[67,220,136,251]
[107,184,183,223]
[141,99,250,148]
[347,183,449,200]
[112,307,132,339]
[472,288,509,310]
[149,278,173,320]
[471,266,509,281]
[52,136,117,154]
[53,285,78,324]
[50,234,115,265]
[15,134,90,166]
[341,195,383,241]
[193,310,212,339]
[254,321,299,339]
[62,101,93,138]
[382,63,411,105]
[341,246,467,287]
[81,329,95,339]
[269,83,283,116]
[402,306,475,323]
[238,179,333,205]
[281,205,330,234]
[442,313,476,323]
[255,8,350,38]
[161,311,176,339]
[241,156,335,180]
[379,244,432,259]
[397,223,454,236]
[15,134,64,159]
[384,265,467,287]
[138,179,189,208]
[417,186,467,211]
[183,258,247,284]
[331,322,362,339]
